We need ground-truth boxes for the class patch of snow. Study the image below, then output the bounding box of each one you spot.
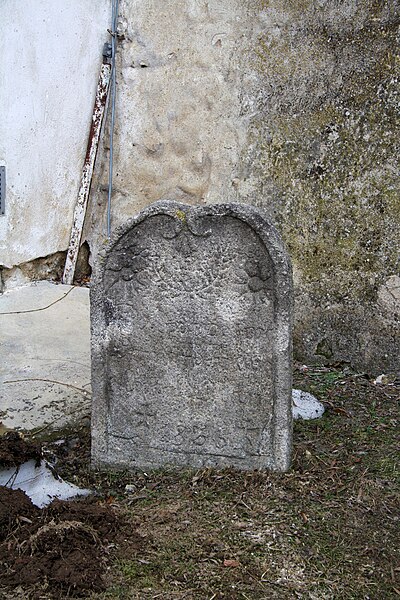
[292,389,325,420]
[0,459,90,508]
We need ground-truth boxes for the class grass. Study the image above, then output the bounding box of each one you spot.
[9,365,400,599]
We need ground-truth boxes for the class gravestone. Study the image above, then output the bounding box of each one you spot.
[91,202,293,471]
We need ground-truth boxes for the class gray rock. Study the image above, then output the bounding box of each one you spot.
[91,201,293,472]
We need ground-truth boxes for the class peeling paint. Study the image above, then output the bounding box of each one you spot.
[62,63,111,285]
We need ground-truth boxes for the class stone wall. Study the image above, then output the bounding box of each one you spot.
[244,0,400,375]
[2,0,398,375]
[85,0,399,375]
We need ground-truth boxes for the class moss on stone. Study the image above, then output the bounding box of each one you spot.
[247,1,399,308]
[175,209,187,224]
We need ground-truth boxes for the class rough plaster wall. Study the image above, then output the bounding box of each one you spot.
[0,0,110,272]
[87,0,399,375]
[85,0,253,241]
[243,0,400,375]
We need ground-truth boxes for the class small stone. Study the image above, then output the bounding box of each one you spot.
[292,389,325,420]
[373,373,396,385]
[124,484,136,493]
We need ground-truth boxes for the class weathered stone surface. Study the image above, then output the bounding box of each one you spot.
[0,282,90,433]
[3,1,397,376]
[91,201,293,471]
[83,0,399,376]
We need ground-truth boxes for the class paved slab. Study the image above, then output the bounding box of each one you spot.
[0,281,90,433]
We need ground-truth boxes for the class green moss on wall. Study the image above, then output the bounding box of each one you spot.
[247,0,399,307]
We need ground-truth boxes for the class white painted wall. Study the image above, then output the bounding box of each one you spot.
[0,0,110,268]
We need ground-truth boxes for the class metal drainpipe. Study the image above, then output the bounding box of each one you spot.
[107,0,119,239]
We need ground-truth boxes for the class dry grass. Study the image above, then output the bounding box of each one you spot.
[10,366,400,599]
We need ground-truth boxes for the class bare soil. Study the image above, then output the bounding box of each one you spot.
[0,487,145,598]
[0,365,399,599]
[0,432,41,468]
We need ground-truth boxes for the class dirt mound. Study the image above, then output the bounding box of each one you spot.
[47,497,119,538]
[0,431,41,467]
[4,519,105,593]
[0,486,39,541]
[0,487,145,598]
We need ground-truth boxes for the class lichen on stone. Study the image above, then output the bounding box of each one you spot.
[241,0,400,373]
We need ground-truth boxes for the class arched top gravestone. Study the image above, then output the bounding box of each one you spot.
[91,202,293,471]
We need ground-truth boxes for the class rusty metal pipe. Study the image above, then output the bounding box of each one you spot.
[62,57,112,286]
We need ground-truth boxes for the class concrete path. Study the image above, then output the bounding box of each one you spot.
[0,281,90,434]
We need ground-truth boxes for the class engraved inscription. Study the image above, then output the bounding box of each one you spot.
[103,213,274,461]
[91,202,293,471]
